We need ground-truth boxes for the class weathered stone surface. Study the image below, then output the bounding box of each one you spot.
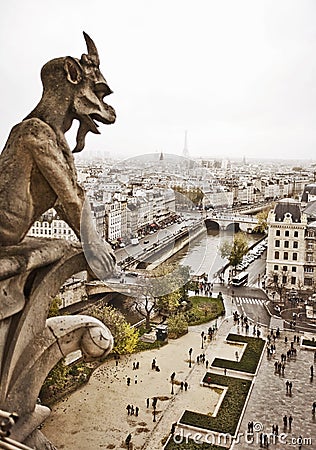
[0,238,113,447]
[0,33,116,448]
[0,32,116,277]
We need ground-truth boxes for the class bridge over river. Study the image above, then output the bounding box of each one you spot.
[204,213,258,232]
[85,212,259,298]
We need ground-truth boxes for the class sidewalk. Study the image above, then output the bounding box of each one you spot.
[42,295,316,450]
[42,297,235,450]
[233,330,316,450]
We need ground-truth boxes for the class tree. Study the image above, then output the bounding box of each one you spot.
[48,296,62,318]
[132,264,191,327]
[89,304,139,354]
[173,186,204,207]
[253,208,270,234]
[220,233,249,273]
[167,312,188,338]
[268,269,288,302]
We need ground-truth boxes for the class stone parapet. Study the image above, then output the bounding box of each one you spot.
[0,237,113,448]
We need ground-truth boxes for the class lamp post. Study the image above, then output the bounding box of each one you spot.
[189,348,193,368]
[201,331,205,349]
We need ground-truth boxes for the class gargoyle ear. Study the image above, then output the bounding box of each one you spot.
[64,57,83,84]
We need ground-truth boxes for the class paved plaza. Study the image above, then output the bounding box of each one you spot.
[42,294,316,450]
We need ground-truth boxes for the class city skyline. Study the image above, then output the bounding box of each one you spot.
[1,0,316,160]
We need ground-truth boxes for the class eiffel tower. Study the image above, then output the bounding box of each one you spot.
[182,130,189,158]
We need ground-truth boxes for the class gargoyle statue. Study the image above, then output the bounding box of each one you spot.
[0,32,116,277]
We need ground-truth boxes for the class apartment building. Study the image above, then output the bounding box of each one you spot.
[266,199,307,290]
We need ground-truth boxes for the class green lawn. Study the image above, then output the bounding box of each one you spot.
[186,296,225,325]
[302,339,316,348]
[211,333,265,374]
[179,373,251,435]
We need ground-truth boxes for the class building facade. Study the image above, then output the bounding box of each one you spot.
[266,199,307,291]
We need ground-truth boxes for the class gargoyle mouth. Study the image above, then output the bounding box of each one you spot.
[89,107,116,133]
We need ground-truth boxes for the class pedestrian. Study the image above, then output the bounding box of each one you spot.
[180,381,184,391]
[206,360,209,369]
[136,361,139,369]
[133,362,136,370]
[130,405,134,415]
[224,368,227,376]
[264,434,269,447]
[146,398,149,408]
[184,381,188,391]
[152,397,157,408]
[152,358,156,370]
[125,433,132,449]
[289,415,293,429]
[311,365,314,378]
[289,381,293,395]
[134,375,138,384]
[283,415,287,428]
[171,422,176,435]
[235,351,239,362]
[135,406,139,417]
[312,401,316,414]
[286,380,289,394]
[126,404,131,415]
[127,377,131,386]
[196,356,200,364]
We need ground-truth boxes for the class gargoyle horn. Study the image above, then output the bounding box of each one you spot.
[83,31,100,66]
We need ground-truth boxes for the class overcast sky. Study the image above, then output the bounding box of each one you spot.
[1,0,316,161]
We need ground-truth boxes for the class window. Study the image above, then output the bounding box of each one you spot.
[293,241,298,249]
[304,278,313,286]
[282,275,287,284]
[307,253,313,262]
[291,277,296,285]
[282,266,287,271]
[293,253,297,261]
[273,275,278,283]
[284,252,288,260]
[305,267,314,273]
[285,230,289,237]
[284,241,289,248]
[294,231,298,237]
[292,267,297,272]
[275,251,280,259]
[308,242,313,250]
[276,229,280,236]
[275,240,280,247]
[274,265,279,271]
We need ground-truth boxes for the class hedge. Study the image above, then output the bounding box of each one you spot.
[165,438,226,449]
[179,373,251,435]
[211,333,265,374]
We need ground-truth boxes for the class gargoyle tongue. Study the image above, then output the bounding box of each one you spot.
[73,122,90,153]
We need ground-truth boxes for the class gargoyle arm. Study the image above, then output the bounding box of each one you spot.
[26,128,85,240]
